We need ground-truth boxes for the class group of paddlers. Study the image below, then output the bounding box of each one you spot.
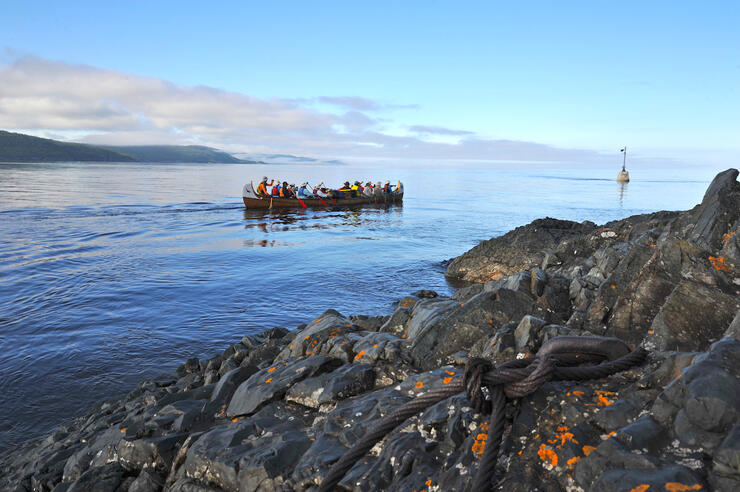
[254,177,397,200]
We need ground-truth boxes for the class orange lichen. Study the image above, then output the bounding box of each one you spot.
[354,350,366,360]
[232,417,242,423]
[582,445,596,456]
[594,390,615,407]
[648,330,654,334]
[664,484,702,492]
[425,479,432,487]
[415,381,424,389]
[120,428,126,433]
[472,421,489,454]
[610,284,616,290]
[629,486,650,492]
[443,377,452,384]
[552,426,578,447]
[267,366,276,373]
[723,231,734,244]
[566,456,581,468]
[604,431,616,439]
[444,370,455,375]
[373,344,378,348]
[304,335,311,340]
[709,256,731,272]
[537,444,558,467]
[472,433,487,454]
[572,390,585,398]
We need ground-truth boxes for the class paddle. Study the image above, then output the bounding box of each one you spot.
[307,182,329,208]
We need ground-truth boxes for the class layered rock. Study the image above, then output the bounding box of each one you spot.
[2,169,738,492]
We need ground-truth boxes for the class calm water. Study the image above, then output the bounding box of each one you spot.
[0,160,720,451]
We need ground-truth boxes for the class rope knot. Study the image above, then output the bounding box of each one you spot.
[464,357,494,413]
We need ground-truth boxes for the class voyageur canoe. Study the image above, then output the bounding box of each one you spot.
[241,181,404,209]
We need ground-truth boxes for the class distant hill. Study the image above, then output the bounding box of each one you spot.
[101,145,247,163]
[0,130,136,162]
[0,131,254,163]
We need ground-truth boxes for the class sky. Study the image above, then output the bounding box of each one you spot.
[1,1,738,165]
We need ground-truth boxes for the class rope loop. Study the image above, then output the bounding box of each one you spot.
[464,357,495,413]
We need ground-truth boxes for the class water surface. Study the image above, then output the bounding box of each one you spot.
[0,160,719,450]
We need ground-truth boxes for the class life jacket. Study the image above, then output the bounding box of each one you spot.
[279,186,285,197]
[257,182,268,195]
[272,185,280,196]
[383,183,390,192]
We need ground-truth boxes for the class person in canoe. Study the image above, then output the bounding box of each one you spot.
[362,181,375,197]
[281,181,295,198]
[256,176,275,196]
[297,183,314,198]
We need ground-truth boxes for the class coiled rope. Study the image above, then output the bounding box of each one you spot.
[317,336,648,491]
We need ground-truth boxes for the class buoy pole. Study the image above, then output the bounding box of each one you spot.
[617,147,630,183]
[622,146,627,171]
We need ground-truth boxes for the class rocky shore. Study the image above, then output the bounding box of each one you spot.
[2,169,738,492]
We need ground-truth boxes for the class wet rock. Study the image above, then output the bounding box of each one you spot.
[175,358,200,378]
[411,289,438,298]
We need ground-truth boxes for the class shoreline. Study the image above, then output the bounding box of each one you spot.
[2,169,738,491]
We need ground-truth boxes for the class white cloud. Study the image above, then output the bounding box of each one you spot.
[0,56,611,162]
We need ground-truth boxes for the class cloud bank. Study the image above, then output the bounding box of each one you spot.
[0,56,606,162]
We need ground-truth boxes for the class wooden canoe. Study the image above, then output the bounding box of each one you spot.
[242,182,404,209]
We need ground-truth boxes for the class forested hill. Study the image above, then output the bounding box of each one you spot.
[0,131,252,163]
[100,145,246,163]
[0,130,136,162]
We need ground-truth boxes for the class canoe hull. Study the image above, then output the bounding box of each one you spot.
[242,193,403,209]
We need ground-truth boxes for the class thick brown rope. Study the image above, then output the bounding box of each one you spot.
[317,337,648,492]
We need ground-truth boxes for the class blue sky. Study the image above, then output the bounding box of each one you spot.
[1,1,738,164]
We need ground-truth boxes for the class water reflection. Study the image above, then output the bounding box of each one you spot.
[241,204,403,233]
[618,183,628,208]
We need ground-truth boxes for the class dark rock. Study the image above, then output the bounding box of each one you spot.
[711,423,740,490]
[115,433,187,472]
[286,363,375,407]
[513,315,547,352]
[67,462,128,492]
[128,468,164,492]
[445,217,597,283]
[590,464,705,492]
[409,289,534,369]
[226,355,342,417]
[411,289,438,298]
[175,358,200,378]
[208,365,259,415]
[647,280,739,351]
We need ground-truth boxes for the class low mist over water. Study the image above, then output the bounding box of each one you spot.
[0,160,719,450]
